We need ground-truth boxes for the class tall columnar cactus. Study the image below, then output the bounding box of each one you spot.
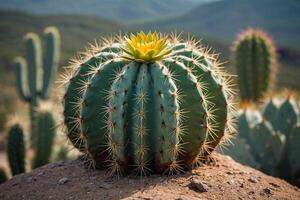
[233,28,277,102]
[33,111,56,168]
[13,26,60,142]
[7,124,25,175]
[61,32,236,175]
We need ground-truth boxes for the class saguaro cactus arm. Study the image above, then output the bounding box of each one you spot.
[25,32,43,98]
[14,57,30,102]
[41,26,61,99]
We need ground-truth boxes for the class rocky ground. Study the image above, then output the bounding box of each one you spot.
[0,154,299,200]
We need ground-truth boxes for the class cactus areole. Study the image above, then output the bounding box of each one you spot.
[62,32,236,175]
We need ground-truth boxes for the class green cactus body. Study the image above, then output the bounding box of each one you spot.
[62,32,236,175]
[238,109,261,140]
[7,124,25,175]
[288,125,300,177]
[33,111,56,168]
[0,168,8,184]
[63,51,118,152]
[237,111,250,139]
[234,29,277,102]
[13,26,60,142]
[227,97,299,183]
[262,99,278,127]
[275,98,299,136]
[251,120,284,174]
[220,135,259,169]
[55,146,69,161]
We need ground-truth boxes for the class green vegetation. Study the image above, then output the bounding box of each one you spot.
[33,111,56,168]
[13,26,60,142]
[7,124,25,175]
[6,111,57,176]
[0,168,8,184]
[233,29,277,102]
[62,32,236,175]
[223,96,300,185]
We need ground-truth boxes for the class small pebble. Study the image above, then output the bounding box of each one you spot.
[188,179,209,193]
[38,172,44,176]
[269,182,280,188]
[11,182,19,186]
[263,188,272,195]
[58,177,69,185]
[248,177,257,183]
[99,183,113,189]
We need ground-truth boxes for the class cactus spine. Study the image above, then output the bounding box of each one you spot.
[233,29,277,102]
[33,111,56,168]
[7,124,25,175]
[13,26,60,142]
[61,32,236,175]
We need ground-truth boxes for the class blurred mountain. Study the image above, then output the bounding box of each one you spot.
[0,10,123,68]
[0,0,212,22]
[137,0,300,51]
[0,10,299,92]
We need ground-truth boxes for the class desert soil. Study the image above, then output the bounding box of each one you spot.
[0,153,299,200]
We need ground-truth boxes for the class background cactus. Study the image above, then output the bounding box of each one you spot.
[7,124,25,175]
[32,111,56,168]
[233,28,277,102]
[0,168,8,184]
[223,96,300,186]
[5,111,56,177]
[61,32,236,175]
[13,26,60,143]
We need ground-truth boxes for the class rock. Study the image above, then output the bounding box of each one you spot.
[26,177,36,183]
[260,188,272,196]
[269,182,280,188]
[248,177,257,183]
[226,171,234,175]
[10,182,19,187]
[99,183,113,189]
[58,177,69,185]
[188,179,209,193]
[37,172,44,176]
[175,198,183,200]
[227,180,235,185]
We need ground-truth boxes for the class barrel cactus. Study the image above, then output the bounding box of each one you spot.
[7,124,25,175]
[233,28,277,102]
[13,26,60,142]
[61,32,236,175]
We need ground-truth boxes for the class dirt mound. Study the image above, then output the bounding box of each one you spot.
[0,154,299,200]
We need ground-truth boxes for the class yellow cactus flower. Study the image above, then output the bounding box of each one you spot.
[121,31,172,62]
